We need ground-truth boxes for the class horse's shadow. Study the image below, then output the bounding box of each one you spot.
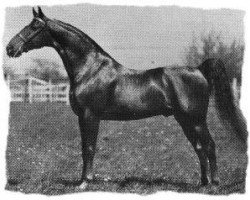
[114,176,200,191]
[55,176,200,191]
[54,179,82,187]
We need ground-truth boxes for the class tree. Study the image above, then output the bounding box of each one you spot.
[29,58,68,82]
[3,64,15,79]
[185,35,201,67]
[185,32,244,84]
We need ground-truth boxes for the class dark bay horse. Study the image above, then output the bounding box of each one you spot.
[6,7,247,189]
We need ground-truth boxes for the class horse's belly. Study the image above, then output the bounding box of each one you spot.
[100,109,171,121]
[100,98,173,120]
[100,84,173,120]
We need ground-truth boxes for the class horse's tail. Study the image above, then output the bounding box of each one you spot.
[198,58,247,143]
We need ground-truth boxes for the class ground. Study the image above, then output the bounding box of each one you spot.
[5,102,247,195]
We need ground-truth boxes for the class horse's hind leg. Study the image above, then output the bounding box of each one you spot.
[202,124,219,185]
[78,108,100,189]
[191,122,219,185]
[174,115,214,186]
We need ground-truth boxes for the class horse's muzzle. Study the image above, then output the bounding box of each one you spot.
[6,44,23,58]
[6,45,14,57]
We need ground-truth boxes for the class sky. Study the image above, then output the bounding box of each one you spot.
[3,4,245,75]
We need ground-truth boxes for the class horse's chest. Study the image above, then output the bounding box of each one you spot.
[69,89,82,115]
[70,83,110,114]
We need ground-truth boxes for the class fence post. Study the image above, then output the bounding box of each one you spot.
[6,75,11,101]
[66,85,70,105]
[6,75,10,87]
[28,76,32,103]
[232,78,238,104]
[49,79,53,103]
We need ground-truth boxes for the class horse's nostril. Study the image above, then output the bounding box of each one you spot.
[6,46,11,53]
[6,45,14,55]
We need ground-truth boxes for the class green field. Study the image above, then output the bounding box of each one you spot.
[6,102,247,195]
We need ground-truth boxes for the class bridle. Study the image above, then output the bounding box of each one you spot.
[17,17,47,44]
[14,17,72,83]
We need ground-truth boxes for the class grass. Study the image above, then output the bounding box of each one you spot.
[5,102,247,195]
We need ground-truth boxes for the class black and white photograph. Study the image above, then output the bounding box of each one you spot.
[1,0,249,197]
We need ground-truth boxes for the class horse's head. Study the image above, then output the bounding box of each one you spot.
[6,6,52,58]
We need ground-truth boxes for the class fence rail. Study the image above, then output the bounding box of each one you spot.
[7,76,70,105]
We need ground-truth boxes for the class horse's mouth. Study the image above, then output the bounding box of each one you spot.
[7,45,26,58]
[12,50,22,58]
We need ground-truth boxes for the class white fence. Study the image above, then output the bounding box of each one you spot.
[7,76,70,105]
[231,78,241,105]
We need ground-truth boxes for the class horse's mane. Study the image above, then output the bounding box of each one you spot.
[53,19,112,58]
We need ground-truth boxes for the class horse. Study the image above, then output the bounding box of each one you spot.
[6,7,247,189]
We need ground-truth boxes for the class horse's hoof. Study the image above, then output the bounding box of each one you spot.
[200,179,209,187]
[79,181,88,190]
[87,174,94,180]
[211,179,219,186]
[104,177,111,182]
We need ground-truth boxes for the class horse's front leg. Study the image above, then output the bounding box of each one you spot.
[78,108,100,189]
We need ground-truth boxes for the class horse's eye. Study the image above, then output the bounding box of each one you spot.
[33,21,40,28]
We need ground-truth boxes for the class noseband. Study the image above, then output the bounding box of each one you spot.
[17,17,47,44]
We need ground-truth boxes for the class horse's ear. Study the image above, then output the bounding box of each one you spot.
[32,7,38,17]
[37,6,44,18]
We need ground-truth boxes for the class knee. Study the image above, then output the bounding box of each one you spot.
[84,108,93,119]
[196,141,202,150]
[194,125,202,133]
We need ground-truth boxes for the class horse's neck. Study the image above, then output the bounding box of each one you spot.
[51,39,76,84]
[48,21,95,83]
